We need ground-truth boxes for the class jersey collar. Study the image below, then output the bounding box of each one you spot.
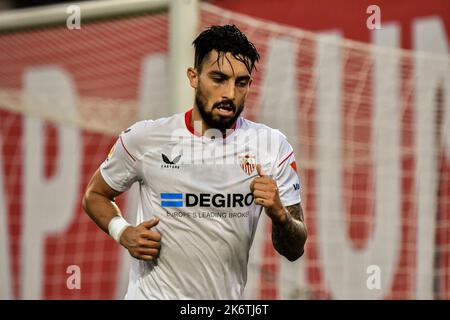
[184,108,240,139]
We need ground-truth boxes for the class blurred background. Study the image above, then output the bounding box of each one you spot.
[0,0,87,9]
[0,0,449,300]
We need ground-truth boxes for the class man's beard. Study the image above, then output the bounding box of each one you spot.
[195,91,244,132]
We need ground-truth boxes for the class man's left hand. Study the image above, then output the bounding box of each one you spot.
[250,164,287,224]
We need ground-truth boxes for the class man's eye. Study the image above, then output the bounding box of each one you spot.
[212,77,224,83]
[237,81,248,87]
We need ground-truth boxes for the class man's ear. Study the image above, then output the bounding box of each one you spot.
[187,67,198,89]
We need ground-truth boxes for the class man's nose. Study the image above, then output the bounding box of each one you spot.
[222,82,235,101]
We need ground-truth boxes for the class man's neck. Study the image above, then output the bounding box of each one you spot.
[191,106,209,136]
[190,106,237,138]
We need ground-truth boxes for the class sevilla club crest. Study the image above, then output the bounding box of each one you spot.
[239,155,256,175]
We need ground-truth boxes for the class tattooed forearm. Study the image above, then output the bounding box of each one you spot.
[272,203,307,261]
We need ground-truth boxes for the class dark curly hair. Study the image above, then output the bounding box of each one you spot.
[192,24,260,74]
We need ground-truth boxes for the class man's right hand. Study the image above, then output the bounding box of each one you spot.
[119,217,162,261]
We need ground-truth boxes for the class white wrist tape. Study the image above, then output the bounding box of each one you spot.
[108,216,130,243]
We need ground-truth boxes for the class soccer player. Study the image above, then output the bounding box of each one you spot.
[82,24,307,299]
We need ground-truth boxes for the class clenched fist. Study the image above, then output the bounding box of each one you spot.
[120,217,162,261]
[250,164,287,224]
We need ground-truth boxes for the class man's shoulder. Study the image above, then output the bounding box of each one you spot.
[240,117,288,140]
[119,113,183,155]
[239,118,293,158]
[123,113,182,136]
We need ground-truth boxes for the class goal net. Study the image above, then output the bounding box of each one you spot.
[0,3,170,299]
[201,4,450,300]
[1,2,449,299]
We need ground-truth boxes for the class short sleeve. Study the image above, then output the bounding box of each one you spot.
[100,122,146,192]
[273,138,302,207]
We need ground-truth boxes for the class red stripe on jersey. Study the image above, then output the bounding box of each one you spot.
[119,135,136,162]
[185,109,197,135]
[277,151,294,168]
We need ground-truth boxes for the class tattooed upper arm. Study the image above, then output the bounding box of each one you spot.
[286,203,304,222]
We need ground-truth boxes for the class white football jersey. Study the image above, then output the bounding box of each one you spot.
[100,109,301,300]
